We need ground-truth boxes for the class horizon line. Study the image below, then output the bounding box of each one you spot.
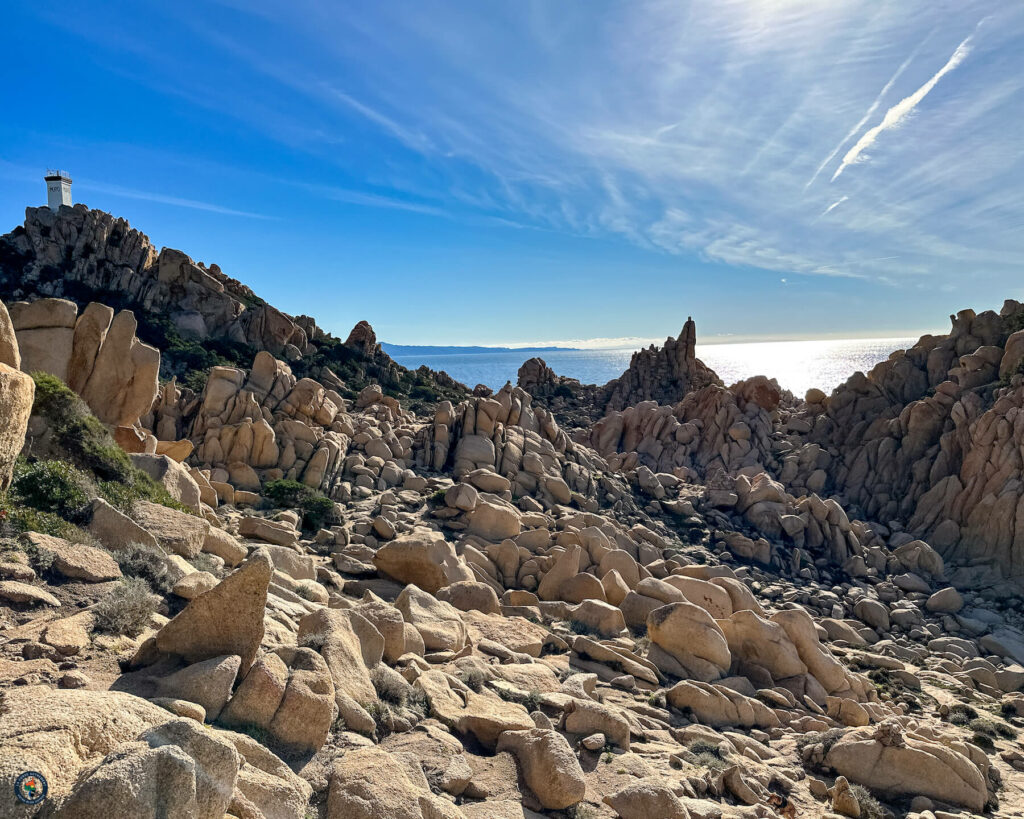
[381,329,943,352]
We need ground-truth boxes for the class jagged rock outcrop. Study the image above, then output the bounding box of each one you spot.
[518,317,720,426]
[577,301,1024,580]
[414,384,601,505]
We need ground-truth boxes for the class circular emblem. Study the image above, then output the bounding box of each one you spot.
[14,771,48,805]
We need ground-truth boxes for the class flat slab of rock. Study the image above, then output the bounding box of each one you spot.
[0,580,60,607]
[88,497,160,550]
[43,611,95,656]
[24,532,121,582]
[238,516,298,547]
[133,500,210,558]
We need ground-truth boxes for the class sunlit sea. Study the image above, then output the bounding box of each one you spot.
[391,337,919,396]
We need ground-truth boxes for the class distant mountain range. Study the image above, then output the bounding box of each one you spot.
[381,343,580,356]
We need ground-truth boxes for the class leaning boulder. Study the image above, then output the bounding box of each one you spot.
[647,602,731,681]
[133,500,210,558]
[328,745,468,819]
[153,548,272,674]
[396,583,469,652]
[665,681,781,729]
[496,728,586,810]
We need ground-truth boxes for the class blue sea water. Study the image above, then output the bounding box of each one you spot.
[391,337,919,397]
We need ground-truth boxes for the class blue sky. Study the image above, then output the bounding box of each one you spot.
[2,1,1023,347]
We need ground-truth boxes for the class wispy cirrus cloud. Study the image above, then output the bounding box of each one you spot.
[78,180,274,219]
[831,25,981,181]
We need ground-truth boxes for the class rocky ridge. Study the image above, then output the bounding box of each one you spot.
[0,204,469,408]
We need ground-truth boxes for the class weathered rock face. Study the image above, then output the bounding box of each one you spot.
[372,529,474,593]
[159,350,353,497]
[574,300,1024,580]
[7,296,158,430]
[0,206,300,355]
[328,745,467,819]
[414,384,601,506]
[0,361,34,491]
[825,721,988,810]
[0,205,467,419]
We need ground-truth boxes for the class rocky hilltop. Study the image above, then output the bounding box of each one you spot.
[1,205,1024,818]
[0,204,469,408]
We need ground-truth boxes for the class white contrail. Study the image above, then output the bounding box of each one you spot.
[831,32,977,181]
[821,196,848,216]
[806,43,924,189]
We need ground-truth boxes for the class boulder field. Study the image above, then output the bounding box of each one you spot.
[1,208,1024,817]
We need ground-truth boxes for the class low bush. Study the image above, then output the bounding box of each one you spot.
[115,543,173,594]
[457,668,488,693]
[970,716,1017,740]
[948,703,979,726]
[363,700,395,739]
[850,785,885,819]
[11,459,91,520]
[263,479,339,531]
[93,577,158,636]
[405,687,429,721]
[684,739,729,771]
[370,666,410,706]
[189,552,225,578]
[795,727,845,758]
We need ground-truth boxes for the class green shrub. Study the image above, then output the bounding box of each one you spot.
[189,552,225,578]
[31,373,134,482]
[362,700,394,739]
[115,543,173,594]
[684,739,729,771]
[405,687,429,721]
[11,459,91,520]
[970,732,996,752]
[553,383,574,399]
[27,374,191,516]
[0,495,83,541]
[93,577,158,636]
[263,479,338,531]
[795,727,845,757]
[568,619,599,637]
[970,716,1017,740]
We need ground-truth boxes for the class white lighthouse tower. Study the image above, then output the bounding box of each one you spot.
[44,170,72,211]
